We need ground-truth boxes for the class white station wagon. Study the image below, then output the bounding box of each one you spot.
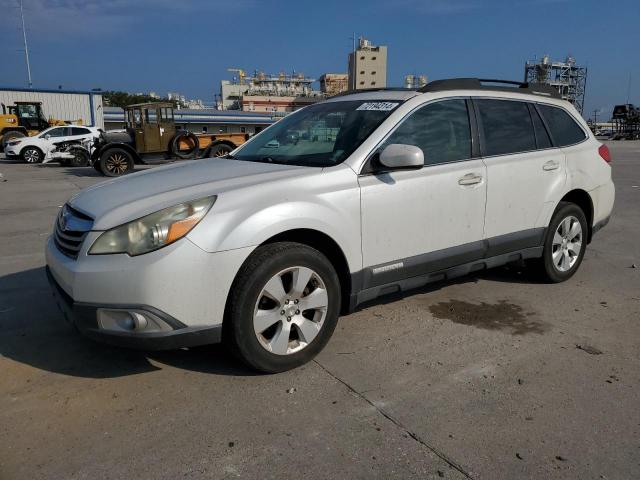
[46,78,615,372]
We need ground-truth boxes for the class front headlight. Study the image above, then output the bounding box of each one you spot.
[89,196,216,256]
[8,140,22,146]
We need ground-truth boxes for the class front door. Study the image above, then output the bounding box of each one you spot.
[142,107,163,152]
[158,107,176,152]
[359,98,487,289]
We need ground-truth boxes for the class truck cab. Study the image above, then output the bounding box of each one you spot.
[125,103,176,153]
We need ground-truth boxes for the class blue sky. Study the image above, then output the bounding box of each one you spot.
[0,0,638,118]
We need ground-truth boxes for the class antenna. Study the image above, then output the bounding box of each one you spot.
[19,0,32,88]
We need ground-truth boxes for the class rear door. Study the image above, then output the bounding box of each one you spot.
[476,98,566,255]
[359,98,487,289]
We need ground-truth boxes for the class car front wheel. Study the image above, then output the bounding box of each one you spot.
[22,147,43,164]
[225,242,341,373]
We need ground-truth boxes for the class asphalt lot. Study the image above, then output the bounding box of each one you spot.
[0,143,638,480]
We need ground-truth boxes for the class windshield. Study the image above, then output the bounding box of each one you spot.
[232,100,401,167]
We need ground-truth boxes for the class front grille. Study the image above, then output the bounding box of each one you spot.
[53,205,93,259]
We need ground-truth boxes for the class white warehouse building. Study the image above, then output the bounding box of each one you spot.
[0,86,104,129]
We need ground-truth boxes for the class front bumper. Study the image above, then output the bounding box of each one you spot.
[45,234,255,350]
[4,148,19,159]
[47,267,221,350]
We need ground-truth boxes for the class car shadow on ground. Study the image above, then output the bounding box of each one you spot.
[0,267,259,379]
[1,263,546,379]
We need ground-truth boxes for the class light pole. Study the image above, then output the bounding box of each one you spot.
[19,0,33,88]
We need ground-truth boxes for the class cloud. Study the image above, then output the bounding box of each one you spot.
[384,0,571,15]
[0,0,255,38]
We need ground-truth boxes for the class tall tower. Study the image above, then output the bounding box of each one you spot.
[348,37,387,90]
[524,54,588,114]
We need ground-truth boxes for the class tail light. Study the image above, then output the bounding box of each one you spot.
[598,144,611,164]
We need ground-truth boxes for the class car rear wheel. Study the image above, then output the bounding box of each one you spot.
[536,202,588,283]
[22,147,43,164]
[99,148,134,176]
[225,242,341,373]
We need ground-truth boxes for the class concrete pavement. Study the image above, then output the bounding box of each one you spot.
[0,143,638,479]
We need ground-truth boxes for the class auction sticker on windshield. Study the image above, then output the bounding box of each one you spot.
[356,102,399,111]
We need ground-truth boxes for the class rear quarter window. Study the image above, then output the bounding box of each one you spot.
[538,105,586,147]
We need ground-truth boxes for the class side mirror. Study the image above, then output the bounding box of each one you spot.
[44,134,51,140]
[379,144,424,170]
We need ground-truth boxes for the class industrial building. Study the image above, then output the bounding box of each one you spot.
[319,74,349,96]
[103,106,275,135]
[348,37,388,90]
[524,55,587,114]
[0,86,104,129]
[220,69,324,112]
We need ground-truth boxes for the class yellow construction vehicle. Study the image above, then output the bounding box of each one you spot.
[0,101,82,151]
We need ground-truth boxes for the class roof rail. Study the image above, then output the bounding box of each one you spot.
[419,78,562,99]
[330,87,414,98]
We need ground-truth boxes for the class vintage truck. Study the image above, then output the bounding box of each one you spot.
[93,102,252,176]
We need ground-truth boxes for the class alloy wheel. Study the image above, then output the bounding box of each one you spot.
[23,149,40,163]
[253,266,328,355]
[552,215,583,272]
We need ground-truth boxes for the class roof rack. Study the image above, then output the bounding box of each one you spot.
[330,87,414,98]
[419,78,562,99]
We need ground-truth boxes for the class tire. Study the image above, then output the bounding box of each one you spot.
[68,148,89,167]
[21,146,43,164]
[2,131,26,152]
[206,143,233,158]
[224,242,341,373]
[535,202,588,283]
[171,131,200,159]
[99,148,134,177]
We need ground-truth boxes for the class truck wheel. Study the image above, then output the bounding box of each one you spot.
[207,143,233,158]
[22,147,43,164]
[224,242,341,373]
[100,148,133,176]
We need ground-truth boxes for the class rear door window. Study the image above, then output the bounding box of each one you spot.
[537,104,586,146]
[476,99,536,156]
[71,127,91,136]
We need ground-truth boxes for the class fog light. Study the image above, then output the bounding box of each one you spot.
[130,312,148,330]
[97,309,173,333]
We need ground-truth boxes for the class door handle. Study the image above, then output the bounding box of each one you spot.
[543,160,560,171]
[458,173,483,186]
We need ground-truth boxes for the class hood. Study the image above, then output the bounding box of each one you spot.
[70,158,308,230]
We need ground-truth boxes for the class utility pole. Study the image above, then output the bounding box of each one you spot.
[593,109,598,130]
[349,32,356,90]
[19,0,33,88]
